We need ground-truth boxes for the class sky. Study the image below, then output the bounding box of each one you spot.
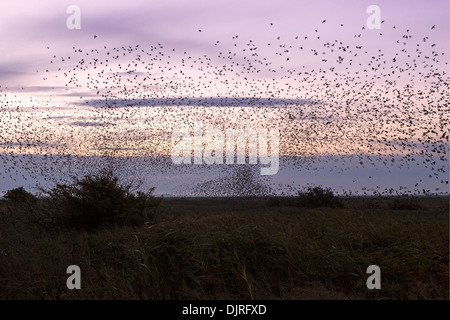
[0,0,448,88]
[0,0,448,196]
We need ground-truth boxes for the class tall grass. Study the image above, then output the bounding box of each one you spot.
[0,196,448,299]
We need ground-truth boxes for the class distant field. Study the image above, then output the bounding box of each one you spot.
[0,196,448,299]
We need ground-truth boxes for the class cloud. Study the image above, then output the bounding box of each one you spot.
[0,141,65,148]
[76,97,321,108]
[96,147,139,151]
[70,121,111,127]
[59,91,99,97]
[0,62,31,81]
[7,86,70,93]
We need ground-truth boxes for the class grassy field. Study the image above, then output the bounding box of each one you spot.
[0,196,448,300]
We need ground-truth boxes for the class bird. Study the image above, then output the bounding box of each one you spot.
[0,20,447,198]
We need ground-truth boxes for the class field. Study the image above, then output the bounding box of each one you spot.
[0,196,448,300]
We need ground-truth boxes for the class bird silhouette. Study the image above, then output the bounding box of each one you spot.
[0,21,447,197]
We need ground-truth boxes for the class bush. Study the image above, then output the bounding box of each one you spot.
[3,187,37,203]
[266,197,281,207]
[297,186,344,208]
[361,197,384,209]
[389,196,423,210]
[42,171,161,231]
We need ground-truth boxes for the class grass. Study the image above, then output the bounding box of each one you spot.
[0,196,448,300]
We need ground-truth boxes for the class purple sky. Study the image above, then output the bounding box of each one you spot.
[0,0,448,196]
[0,0,448,89]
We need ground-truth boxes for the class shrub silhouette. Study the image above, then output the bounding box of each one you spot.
[297,186,344,208]
[389,196,423,210]
[43,171,161,231]
[3,187,37,203]
[266,197,281,207]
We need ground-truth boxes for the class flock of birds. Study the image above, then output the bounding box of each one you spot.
[0,20,448,196]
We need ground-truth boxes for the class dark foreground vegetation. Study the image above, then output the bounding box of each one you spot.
[0,175,448,299]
